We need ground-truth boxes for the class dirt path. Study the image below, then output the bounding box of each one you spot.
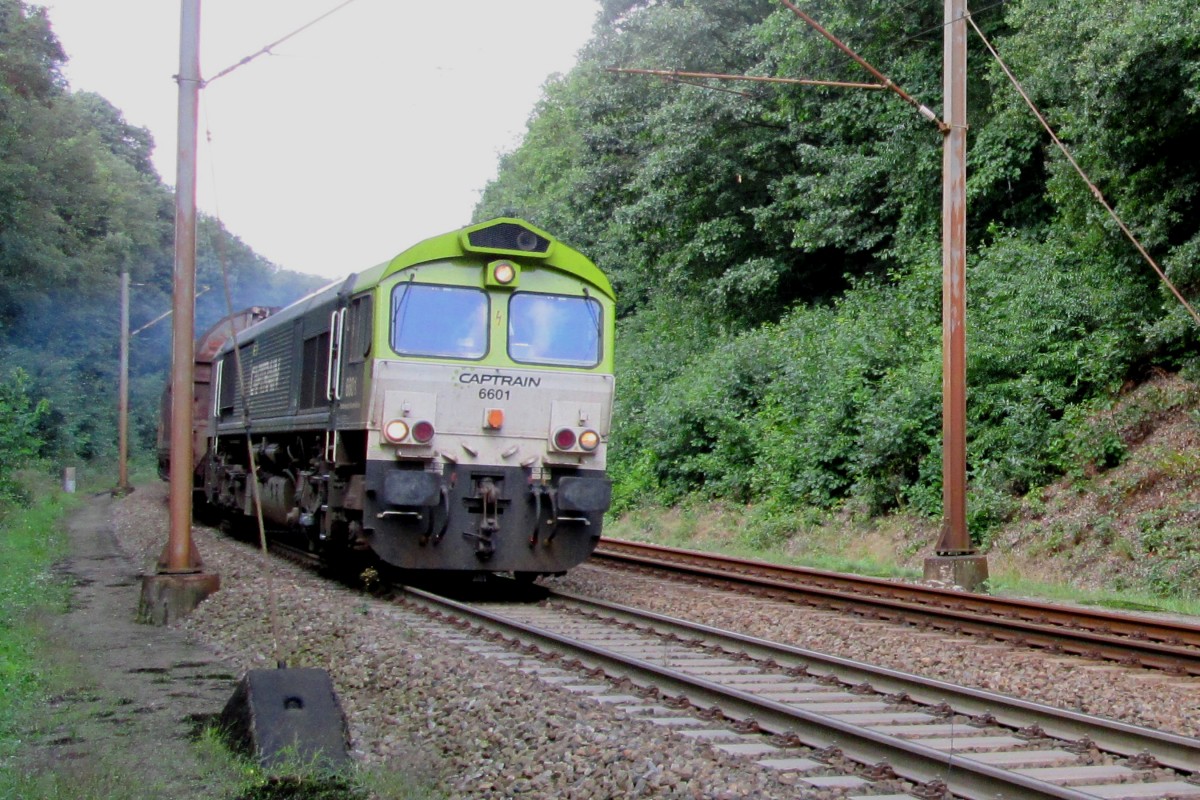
[19,492,243,798]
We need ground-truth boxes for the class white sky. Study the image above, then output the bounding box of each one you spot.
[44,0,600,278]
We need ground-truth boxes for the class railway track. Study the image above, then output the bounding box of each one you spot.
[394,586,1200,800]
[266,540,327,571]
[593,538,1200,676]
[262,534,1200,796]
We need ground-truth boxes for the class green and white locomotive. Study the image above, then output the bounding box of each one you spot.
[204,218,614,577]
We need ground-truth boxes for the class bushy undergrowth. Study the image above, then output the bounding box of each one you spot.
[609,236,1151,545]
[0,369,50,507]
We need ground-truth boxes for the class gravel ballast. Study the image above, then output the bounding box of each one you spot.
[115,486,813,799]
[113,484,1200,798]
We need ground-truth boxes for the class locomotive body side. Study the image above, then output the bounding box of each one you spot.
[202,219,614,576]
[156,306,275,486]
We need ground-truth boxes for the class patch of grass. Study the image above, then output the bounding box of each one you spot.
[357,767,448,800]
[193,725,444,800]
[229,769,441,800]
[1082,599,1169,613]
[0,478,77,766]
[606,499,743,549]
[0,744,243,800]
[606,501,922,581]
[788,551,921,580]
[0,469,227,799]
[985,571,1200,617]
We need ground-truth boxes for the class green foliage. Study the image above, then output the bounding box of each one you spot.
[751,269,942,515]
[995,0,1200,359]
[1053,400,1128,479]
[1052,378,1200,484]
[0,0,63,103]
[479,0,1200,542]
[636,323,781,502]
[605,293,726,509]
[0,368,48,505]
[1132,506,1200,599]
[965,234,1149,498]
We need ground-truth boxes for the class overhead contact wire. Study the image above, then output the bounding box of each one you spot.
[192,0,368,663]
[204,0,362,86]
[608,67,884,92]
[897,0,1007,48]
[965,12,1200,328]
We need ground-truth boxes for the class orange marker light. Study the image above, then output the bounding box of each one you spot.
[485,408,505,429]
[578,429,600,451]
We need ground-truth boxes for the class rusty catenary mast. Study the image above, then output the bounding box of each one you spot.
[924,0,988,589]
[138,0,220,623]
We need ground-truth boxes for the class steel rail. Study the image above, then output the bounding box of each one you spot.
[400,585,1135,800]
[266,540,327,570]
[551,590,1200,774]
[593,539,1200,673]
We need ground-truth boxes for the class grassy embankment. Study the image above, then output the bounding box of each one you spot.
[0,465,441,800]
[606,501,1200,617]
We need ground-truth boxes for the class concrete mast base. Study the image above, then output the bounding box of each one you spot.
[138,572,220,625]
[923,554,989,592]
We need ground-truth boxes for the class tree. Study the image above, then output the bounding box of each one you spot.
[0,0,327,466]
[477,0,1200,529]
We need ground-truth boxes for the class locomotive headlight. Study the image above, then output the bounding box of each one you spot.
[493,261,516,284]
[578,429,601,452]
[486,259,520,288]
[383,419,410,443]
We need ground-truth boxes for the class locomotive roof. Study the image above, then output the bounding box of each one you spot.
[215,219,613,351]
[377,217,614,300]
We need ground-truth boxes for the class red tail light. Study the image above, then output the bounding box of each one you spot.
[553,428,577,451]
[412,420,435,444]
